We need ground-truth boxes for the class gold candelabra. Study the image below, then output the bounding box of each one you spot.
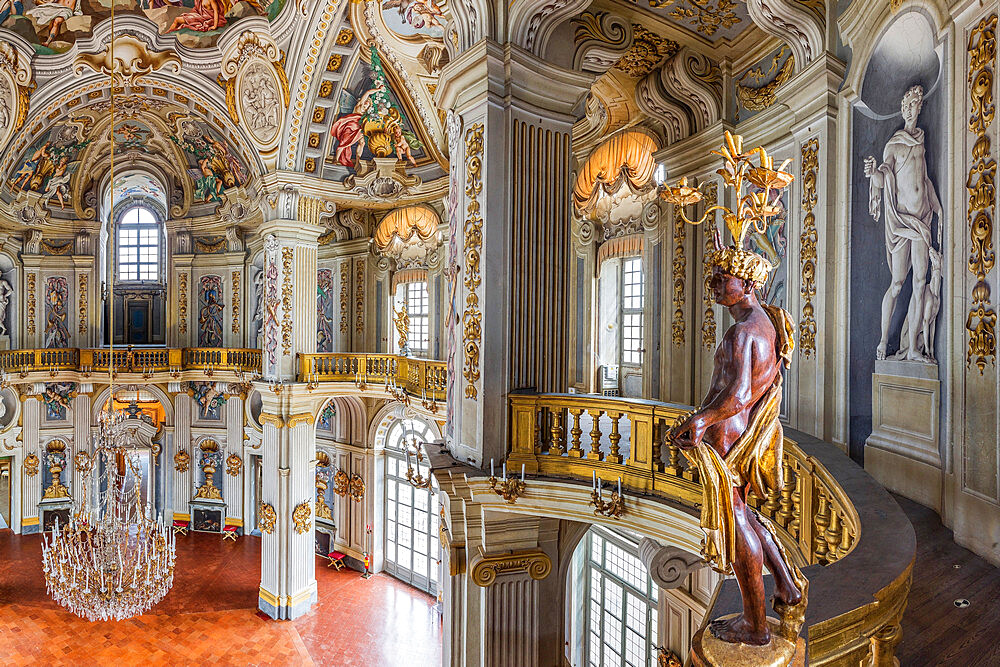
[658,130,792,247]
[590,473,626,519]
[404,436,433,490]
[488,459,526,504]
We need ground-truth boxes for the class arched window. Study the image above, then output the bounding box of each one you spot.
[405,281,429,354]
[383,418,440,594]
[117,205,161,282]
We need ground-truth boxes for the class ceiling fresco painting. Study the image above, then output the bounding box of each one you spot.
[10,122,89,210]
[329,44,425,171]
[170,117,248,203]
[1,0,288,55]
[379,0,444,38]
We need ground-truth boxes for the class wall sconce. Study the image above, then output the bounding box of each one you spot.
[267,378,284,395]
[305,373,319,391]
[354,369,367,392]
[590,472,626,519]
[488,459,526,504]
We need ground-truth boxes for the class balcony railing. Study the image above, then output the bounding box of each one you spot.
[0,348,262,379]
[502,392,910,666]
[299,353,447,401]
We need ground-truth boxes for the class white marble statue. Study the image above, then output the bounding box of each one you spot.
[864,84,943,362]
[0,278,12,337]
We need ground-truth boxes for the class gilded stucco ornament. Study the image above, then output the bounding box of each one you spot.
[461,123,484,400]
[73,35,180,87]
[799,139,819,358]
[258,502,277,534]
[173,449,191,473]
[966,15,998,373]
[225,453,243,476]
[292,501,312,534]
[24,452,39,476]
[0,41,34,152]
[219,31,290,153]
[735,46,795,120]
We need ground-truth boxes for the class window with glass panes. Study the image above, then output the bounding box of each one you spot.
[585,526,658,667]
[405,282,430,353]
[384,418,440,595]
[621,257,644,365]
[117,206,160,282]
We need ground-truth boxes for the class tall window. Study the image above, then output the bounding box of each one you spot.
[621,257,644,365]
[384,418,440,594]
[586,526,658,667]
[405,282,430,354]
[117,206,160,282]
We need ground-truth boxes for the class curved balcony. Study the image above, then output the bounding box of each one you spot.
[490,392,913,666]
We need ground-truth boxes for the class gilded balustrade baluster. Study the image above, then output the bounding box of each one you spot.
[586,410,604,461]
[665,441,682,476]
[549,409,565,456]
[813,490,830,563]
[607,412,623,465]
[651,421,664,472]
[825,509,842,563]
[788,470,803,539]
[762,484,781,518]
[534,409,544,455]
[776,461,795,528]
[567,409,584,458]
[838,522,853,559]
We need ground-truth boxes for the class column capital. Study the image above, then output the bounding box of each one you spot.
[469,548,552,586]
[257,220,324,246]
[435,39,593,120]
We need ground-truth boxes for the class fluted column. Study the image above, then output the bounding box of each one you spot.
[435,41,593,468]
[224,393,244,528]
[71,391,91,503]
[21,396,41,533]
[169,392,192,522]
[256,386,318,619]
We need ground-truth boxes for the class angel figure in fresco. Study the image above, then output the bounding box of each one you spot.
[210,138,245,186]
[382,0,444,29]
[26,0,81,47]
[12,141,52,191]
[392,122,417,166]
[166,0,230,33]
[329,81,385,169]
[41,155,71,209]
[198,283,224,347]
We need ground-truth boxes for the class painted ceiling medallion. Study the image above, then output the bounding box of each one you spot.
[73,35,181,87]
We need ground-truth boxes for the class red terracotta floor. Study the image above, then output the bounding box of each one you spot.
[0,530,442,666]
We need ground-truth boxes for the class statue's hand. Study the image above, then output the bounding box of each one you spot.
[863,156,877,178]
[670,414,704,451]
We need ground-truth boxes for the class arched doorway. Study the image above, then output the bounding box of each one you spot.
[382,416,440,595]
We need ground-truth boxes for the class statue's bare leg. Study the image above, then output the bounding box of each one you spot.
[709,494,770,645]
[747,510,801,606]
[904,240,929,361]
[878,244,910,359]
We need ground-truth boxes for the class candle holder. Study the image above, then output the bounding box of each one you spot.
[18,365,28,379]
[405,445,433,490]
[590,477,626,519]
[488,475,525,504]
[267,379,283,395]
[305,373,320,391]
[204,364,214,378]
[354,370,368,392]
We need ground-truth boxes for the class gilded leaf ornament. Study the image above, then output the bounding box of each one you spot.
[462,124,485,400]
[672,206,687,346]
[701,184,718,349]
[799,138,819,358]
[648,0,742,38]
[966,15,998,373]
[258,502,277,534]
[735,46,795,119]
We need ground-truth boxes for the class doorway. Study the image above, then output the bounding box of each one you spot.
[0,457,10,529]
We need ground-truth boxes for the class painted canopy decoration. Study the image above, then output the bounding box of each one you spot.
[573,130,658,213]
[374,204,439,254]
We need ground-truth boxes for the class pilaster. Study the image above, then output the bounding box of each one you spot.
[21,396,40,533]
[258,220,323,381]
[256,385,318,619]
[435,40,594,468]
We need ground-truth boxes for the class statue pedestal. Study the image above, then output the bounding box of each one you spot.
[865,360,941,509]
[691,617,805,667]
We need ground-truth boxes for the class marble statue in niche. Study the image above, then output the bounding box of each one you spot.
[0,278,12,336]
[43,276,69,348]
[864,85,943,362]
[198,274,224,347]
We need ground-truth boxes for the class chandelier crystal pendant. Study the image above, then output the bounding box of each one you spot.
[40,4,177,621]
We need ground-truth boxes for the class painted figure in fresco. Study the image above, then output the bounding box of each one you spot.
[198,276,224,347]
[316,269,334,353]
[864,84,943,362]
[252,268,265,346]
[382,0,444,29]
[172,124,243,202]
[329,81,385,169]
[0,278,13,337]
[166,0,230,33]
[189,381,226,419]
[44,277,69,348]
[669,247,804,646]
[27,0,82,47]
[12,141,52,190]
[392,122,417,166]
[0,0,23,25]
[41,155,71,208]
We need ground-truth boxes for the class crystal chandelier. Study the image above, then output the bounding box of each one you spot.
[39,9,176,621]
